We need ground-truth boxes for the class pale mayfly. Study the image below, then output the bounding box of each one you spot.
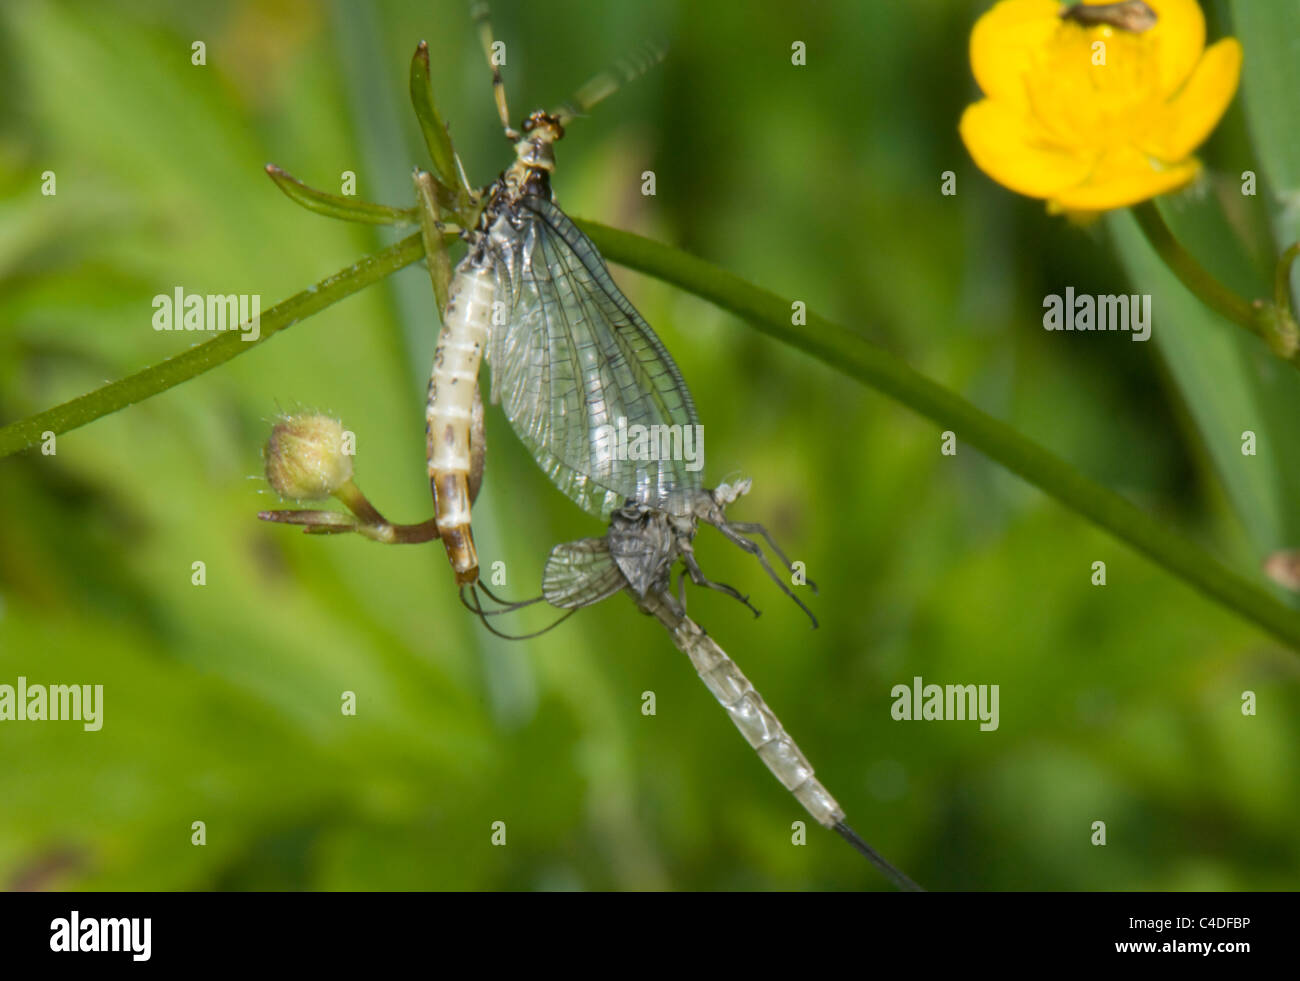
[427,4,700,592]
[516,480,921,891]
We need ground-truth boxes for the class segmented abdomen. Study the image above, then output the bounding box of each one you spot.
[427,258,494,585]
[642,590,846,828]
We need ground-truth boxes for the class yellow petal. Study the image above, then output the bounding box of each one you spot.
[969,0,1061,110]
[1046,202,1104,224]
[1050,148,1201,211]
[961,99,1094,198]
[1140,38,1242,162]
[1143,0,1207,96]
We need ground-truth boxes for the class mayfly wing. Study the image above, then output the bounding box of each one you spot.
[541,535,628,609]
[487,196,703,519]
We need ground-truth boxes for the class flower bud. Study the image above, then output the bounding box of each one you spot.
[264,413,353,500]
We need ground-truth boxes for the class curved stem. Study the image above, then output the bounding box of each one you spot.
[1275,242,1300,319]
[0,233,426,458]
[1131,201,1260,328]
[1132,200,1299,360]
[4,223,1300,651]
[575,217,1300,653]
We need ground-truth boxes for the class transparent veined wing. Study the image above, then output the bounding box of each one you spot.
[486,195,702,518]
[542,536,627,609]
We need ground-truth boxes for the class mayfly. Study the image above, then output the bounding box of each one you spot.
[1060,0,1157,32]
[426,3,700,591]
[525,480,920,890]
[486,477,818,635]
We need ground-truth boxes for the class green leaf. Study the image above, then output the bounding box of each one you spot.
[409,41,462,196]
[265,164,417,225]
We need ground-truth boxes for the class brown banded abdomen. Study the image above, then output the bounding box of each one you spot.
[426,261,494,584]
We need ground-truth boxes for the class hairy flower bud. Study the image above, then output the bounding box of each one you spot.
[264,413,353,500]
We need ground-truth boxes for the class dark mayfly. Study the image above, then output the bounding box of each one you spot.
[518,480,921,891]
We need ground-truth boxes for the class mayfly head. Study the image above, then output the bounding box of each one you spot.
[512,110,566,171]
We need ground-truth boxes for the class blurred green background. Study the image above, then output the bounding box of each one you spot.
[1,0,1297,890]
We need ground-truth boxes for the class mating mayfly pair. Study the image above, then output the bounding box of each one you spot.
[258,2,918,889]
[423,8,815,636]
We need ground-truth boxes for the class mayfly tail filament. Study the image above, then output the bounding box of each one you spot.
[459,584,576,640]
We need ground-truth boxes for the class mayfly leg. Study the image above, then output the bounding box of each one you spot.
[551,40,669,126]
[639,589,922,891]
[724,521,819,593]
[469,0,517,138]
[679,549,761,618]
[711,521,819,628]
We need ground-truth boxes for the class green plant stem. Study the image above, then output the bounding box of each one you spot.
[575,218,1300,652]
[0,233,425,458]
[414,170,453,315]
[1276,243,1300,314]
[1132,200,1299,361]
[4,223,1300,650]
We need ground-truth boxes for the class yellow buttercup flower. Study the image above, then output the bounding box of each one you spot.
[960,0,1242,214]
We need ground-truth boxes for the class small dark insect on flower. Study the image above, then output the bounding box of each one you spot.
[1060,0,1158,33]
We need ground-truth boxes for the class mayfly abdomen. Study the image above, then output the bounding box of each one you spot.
[652,597,845,828]
[427,256,495,584]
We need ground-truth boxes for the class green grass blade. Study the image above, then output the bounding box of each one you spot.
[265,164,417,225]
[409,40,461,193]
